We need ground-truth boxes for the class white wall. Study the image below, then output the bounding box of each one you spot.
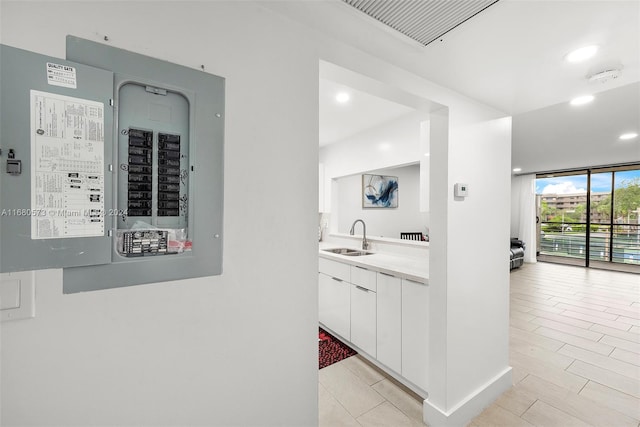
[335,164,427,238]
[320,110,425,182]
[1,2,320,426]
[1,2,513,426]
[444,118,512,407]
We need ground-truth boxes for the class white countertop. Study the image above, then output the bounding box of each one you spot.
[319,242,429,284]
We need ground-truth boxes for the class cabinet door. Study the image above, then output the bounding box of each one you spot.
[319,272,350,340]
[377,272,402,373]
[402,278,429,391]
[351,284,376,357]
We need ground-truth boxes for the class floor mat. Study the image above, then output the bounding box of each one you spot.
[319,327,357,369]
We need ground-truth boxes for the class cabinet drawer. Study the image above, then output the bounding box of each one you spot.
[350,265,376,292]
[319,257,350,282]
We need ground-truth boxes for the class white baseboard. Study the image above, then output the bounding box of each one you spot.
[423,367,512,427]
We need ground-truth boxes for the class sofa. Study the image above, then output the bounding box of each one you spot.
[510,238,525,270]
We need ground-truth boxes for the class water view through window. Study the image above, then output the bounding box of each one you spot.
[536,166,640,271]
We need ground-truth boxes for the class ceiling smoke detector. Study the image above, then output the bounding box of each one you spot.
[588,68,622,84]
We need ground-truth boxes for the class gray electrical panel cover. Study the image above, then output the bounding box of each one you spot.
[0,45,114,272]
[63,36,225,293]
[0,37,224,292]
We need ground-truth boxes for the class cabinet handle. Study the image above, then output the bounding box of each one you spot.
[355,266,367,270]
[355,285,369,292]
[379,272,395,277]
[331,277,343,282]
[405,278,426,285]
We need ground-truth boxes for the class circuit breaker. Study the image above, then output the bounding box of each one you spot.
[115,82,191,258]
[0,37,225,292]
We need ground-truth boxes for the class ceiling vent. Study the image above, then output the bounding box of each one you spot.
[588,68,622,84]
[341,0,501,47]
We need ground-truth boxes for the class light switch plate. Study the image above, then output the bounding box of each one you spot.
[1,271,35,321]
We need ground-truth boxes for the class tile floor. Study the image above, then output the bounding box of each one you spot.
[319,354,427,426]
[319,262,640,427]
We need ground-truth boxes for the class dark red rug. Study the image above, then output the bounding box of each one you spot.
[319,327,357,369]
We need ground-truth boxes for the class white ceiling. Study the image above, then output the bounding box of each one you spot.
[319,78,416,145]
[266,0,640,167]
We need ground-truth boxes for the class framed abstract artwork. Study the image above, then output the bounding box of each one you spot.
[362,174,398,208]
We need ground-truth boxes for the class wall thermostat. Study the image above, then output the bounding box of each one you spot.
[454,183,469,197]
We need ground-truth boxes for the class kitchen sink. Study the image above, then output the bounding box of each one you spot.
[322,248,373,256]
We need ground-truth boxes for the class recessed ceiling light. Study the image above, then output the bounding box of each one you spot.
[565,45,598,63]
[619,132,638,140]
[336,92,350,103]
[424,153,430,156]
[379,143,391,151]
[570,95,594,106]
[513,168,522,172]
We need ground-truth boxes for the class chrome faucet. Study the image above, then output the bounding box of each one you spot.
[349,219,369,250]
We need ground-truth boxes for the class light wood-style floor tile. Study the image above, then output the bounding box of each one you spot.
[556,303,620,320]
[493,386,537,417]
[527,309,594,329]
[371,379,425,424]
[509,328,564,352]
[567,360,640,398]
[606,306,640,320]
[611,347,640,366]
[341,355,386,386]
[357,401,423,427]
[521,400,593,426]
[579,380,640,420]
[559,344,640,379]
[530,316,604,341]
[599,334,640,353]
[564,310,633,331]
[535,326,615,355]
[318,382,361,427]
[472,404,535,427]
[591,325,640,343]
[319,360,386,417]
[510,350,588,393]
[618,316,640,327]
[511,316,541,332]
[511,339,574,370]
[518,375,638,427]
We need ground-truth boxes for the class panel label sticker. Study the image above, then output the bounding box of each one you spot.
[30,90,105,239]
[46,62,77,89]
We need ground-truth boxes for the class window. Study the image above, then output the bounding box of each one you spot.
[536,165,639,272]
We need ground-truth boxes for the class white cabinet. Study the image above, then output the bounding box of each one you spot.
[351,265,377,291]
[402,278,429,391]
[319,255,429,392]
[350,283,376,357]
[319,258,350,282]
[319,272,350,340]
[376,272,402,373]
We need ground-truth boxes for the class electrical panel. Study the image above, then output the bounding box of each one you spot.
[0,44,114,272]
[114,81,191,259]
[0,37,225,292]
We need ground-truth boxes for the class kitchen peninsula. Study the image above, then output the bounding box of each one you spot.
[319,234,429,397]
